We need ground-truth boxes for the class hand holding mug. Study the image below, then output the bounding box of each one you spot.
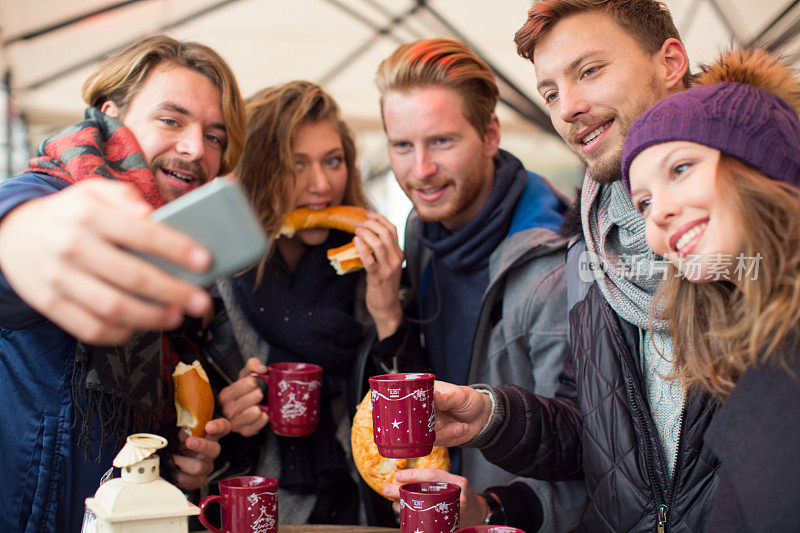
[386,468,487,527]
[400,481,461,533]
[219,358,270,437]
[432,380,493,447]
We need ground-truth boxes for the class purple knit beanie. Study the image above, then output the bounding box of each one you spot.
[621,81,800,193]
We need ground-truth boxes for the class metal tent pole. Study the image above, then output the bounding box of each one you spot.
[747,0,800,47]
[16,0,246,92]
[2,0,144,46]
[422,3,555,134]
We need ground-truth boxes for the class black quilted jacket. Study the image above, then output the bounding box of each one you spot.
[481,283,721,532]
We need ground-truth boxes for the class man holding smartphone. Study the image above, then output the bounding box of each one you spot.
[0,35,245,532]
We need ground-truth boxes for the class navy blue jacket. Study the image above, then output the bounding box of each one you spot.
[0,173,117,532]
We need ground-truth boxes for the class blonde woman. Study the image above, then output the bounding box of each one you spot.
[214,81,415,525]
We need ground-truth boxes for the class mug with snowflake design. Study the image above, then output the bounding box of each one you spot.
[369,372,436,458]
[400,481,460,533]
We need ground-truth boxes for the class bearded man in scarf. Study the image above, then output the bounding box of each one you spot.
[0,35,245,533]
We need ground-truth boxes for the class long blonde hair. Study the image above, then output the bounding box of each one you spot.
[236,81,370,237]
[235,81,371,285]
[657,155,800,398]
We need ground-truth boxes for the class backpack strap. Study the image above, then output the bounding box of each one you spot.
[566,236,591,313]
[404,212,426,296]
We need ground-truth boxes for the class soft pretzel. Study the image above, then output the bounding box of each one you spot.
[173,361,214,438]
[351,392,450,501]
[279,206,369,238]
[280,206,370,275]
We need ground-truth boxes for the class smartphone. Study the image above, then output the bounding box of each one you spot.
[139,178,269,286]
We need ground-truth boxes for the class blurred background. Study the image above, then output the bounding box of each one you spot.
[1,0,798,235]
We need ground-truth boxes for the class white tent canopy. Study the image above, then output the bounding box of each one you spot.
[2,0,799,189]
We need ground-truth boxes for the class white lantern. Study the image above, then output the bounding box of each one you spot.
[85,433,200,532]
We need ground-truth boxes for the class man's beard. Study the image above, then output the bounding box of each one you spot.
[569,91,660,185]
[582,132,624,185]
[406,169,485,224]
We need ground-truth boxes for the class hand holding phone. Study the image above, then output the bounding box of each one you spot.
[141,178,269,286]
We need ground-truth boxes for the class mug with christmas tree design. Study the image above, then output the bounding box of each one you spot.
[252,362,322,436]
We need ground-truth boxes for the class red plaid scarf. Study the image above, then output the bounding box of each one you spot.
[28,106,164,208]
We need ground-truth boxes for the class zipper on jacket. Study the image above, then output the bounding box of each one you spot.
[669,409,685,489]
[662,407,687,533]
[625,375,669,532]
[657,504,668,533]
[607,297,680,533]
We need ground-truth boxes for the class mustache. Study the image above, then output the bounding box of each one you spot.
[151,156,207,182]
[403,179,453,191]
[567,113,615,140]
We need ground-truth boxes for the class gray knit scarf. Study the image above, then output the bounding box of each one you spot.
[581,176,685,475]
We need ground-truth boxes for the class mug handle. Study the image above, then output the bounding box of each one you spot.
[249,372,270,415]
[198,494,228,533]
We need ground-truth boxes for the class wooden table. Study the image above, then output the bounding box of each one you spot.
[203,527,398,532]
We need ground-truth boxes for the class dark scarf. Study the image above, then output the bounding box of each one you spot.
[231,230,362,499]
[27,107,168,459]
[420,150,528,272]
[419,150,528,387]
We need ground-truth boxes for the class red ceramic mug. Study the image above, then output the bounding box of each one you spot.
[198,476,278,533]
[455,526,527,533]
[251,362,323,437]
[369,372,435,458]
[400,481,461,533]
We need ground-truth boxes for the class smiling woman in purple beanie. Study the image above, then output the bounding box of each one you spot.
[621,48,800,532]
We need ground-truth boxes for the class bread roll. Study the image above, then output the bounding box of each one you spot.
[173,361,214,438]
